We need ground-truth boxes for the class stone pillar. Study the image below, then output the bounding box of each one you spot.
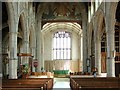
[7,2,18,79]
[106,31,115,77]
[106,18,115,77]
[22,30,30,64]
[36,19,42,72]
[105,2,117,77]
[95,36,101,75]
[81,12,88,72]
[9,31,18,79]
[22,13,30,64]
[79,33,83,72]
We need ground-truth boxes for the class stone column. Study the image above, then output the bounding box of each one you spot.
[79,33,83,72]
[94,36,101,75]
[106,30,115,77]
[36,19,42,72]
[81,12,88,72]
[22,12,30,64]
[22,30,30,64]
[106,19,115,77]
[9,31,18,79]
[105,2,117,77]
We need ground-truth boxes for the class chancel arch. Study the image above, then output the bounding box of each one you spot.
[42,22,82,73]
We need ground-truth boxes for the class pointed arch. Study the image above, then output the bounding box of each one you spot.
[18,12,26,33]
[88,22,94,56]
[94,9,105,38]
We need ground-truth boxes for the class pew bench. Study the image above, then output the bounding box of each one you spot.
[70,77,120,90]
[2,78,53,90]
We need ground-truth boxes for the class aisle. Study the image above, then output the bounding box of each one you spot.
[53,78,71,90]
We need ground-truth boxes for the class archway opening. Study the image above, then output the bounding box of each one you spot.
[42,22,83,73]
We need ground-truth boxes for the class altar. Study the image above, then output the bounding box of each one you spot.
[53,70,69,77]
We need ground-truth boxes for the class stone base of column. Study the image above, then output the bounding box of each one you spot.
[107,74,115,77]
[9,59,18,79]
[107,58,115,77]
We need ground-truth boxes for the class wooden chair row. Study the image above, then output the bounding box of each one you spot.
[70,77,120,90]
[2,78,53,90]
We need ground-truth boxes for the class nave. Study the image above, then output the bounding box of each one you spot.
[1,1,120,90]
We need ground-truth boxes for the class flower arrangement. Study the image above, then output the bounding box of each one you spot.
[22,63,30,75]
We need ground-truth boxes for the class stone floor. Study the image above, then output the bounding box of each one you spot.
[53,78,71,90]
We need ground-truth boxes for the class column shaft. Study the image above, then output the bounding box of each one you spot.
[95,38,101,75]
[22,32,30,64]
[82,12,88,72]
[9,32,18,79]
[106,32,115,77]
[36,20,42,72]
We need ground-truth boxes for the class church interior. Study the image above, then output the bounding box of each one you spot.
[1,1,120,89]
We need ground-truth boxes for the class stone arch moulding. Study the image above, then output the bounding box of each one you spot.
[94,9,105,41]
[105,2,118,33]
[88,22,94,57]
[94,8,107,73]
[5,2,18,32]
[18,12,27,33]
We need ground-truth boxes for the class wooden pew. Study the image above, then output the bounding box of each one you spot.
[70,77,120,90]
[2,78,53,90]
